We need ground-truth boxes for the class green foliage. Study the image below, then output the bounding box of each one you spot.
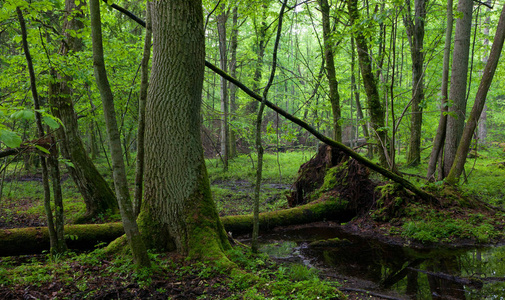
[225,247,342,300]
[206,151,314,184]
[401,210,500,244]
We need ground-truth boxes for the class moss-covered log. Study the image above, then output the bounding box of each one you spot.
[0,223,124,257]
[0,197,352,256]
[221,198,351,235]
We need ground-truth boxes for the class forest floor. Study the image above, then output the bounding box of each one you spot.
[1,149,505,299]
[0,177,404,299]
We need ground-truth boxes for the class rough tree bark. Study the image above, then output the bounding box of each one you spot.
[89,0,150,267]
[404,0,427,167]
[319,0,342,142]
[446,2,505,184]
[348,0,389,168]
[427,0,453,180]
[443,0,473,177]
[133,2,152,217]
[137,0,231,261]
[49,0,117,222]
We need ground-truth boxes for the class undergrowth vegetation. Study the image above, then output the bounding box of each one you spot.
[0,246,342,299]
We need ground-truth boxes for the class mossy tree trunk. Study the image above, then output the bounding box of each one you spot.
[404,0,427,167]
[350,37,370,145]
[89,0,150,267]
[0,196,352,257]
[138,0,230,261]
[348,0,390,168]
[319,0,342,142]
[49,0,117,222]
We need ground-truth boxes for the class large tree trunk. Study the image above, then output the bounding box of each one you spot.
[139,0,230,261]
[319,0,342,142]
[89,0,150,267]
[404,0,427,167]
[446,2,505,184]
[427,0,453,180]
[348,0,389,168]
[443,0,473,177]
[49,0,117,222]
[217,8,230,171]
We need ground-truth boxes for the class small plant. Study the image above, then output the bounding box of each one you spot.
[285,263,319,281]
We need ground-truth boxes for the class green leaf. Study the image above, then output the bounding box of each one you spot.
[35,145,50,154]
[42,115,60,129]
[11,110,35,121]
[0,129,22,148]
[59,158,75,168]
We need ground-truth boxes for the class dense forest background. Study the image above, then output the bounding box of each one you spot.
[1,0,504,174]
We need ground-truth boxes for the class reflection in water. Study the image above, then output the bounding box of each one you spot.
[250,225,505,299]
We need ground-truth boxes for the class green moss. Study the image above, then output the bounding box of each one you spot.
[104,234,129,254]
[0,223,124,256]
[221,197,349,235]
[184,162,234,268]
[311,162,350,200]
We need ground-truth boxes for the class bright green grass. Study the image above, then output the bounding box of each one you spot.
[206,150,316,184]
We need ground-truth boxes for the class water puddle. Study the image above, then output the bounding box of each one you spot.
[244,225,505,299]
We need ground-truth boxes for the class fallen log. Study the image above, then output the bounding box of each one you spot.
[0,223,124,256]
[0,198,351,256]
[221,197,352,235]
